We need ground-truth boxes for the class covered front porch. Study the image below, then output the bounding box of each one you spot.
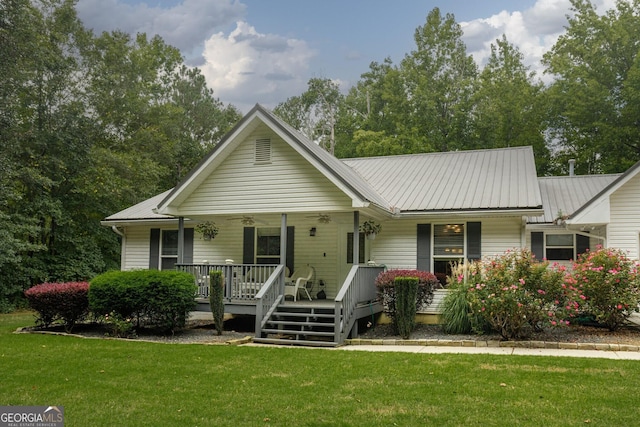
[177,262,384,346]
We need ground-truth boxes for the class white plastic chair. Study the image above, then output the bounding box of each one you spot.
[284,266,314,301]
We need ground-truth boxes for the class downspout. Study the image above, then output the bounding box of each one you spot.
[111,225,124,237]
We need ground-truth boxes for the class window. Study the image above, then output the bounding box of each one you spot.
[546,234,574,261]
[433,223,465,279]
[347,232,365,264]
[161,230,178,270]
[256,227,280,264]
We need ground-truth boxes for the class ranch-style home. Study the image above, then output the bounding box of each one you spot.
[102,104,640,346]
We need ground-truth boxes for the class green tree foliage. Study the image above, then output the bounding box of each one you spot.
[543,0,640,174]
[399,8,478,153]
[274,78,343,154]
[0,0,240,310]
[472,36,551,174]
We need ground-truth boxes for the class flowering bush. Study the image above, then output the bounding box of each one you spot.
[464,249,570,339]
[569,247,640,331]
[25,282,90,332]
[375,269,438,335]
[101,311,136,338]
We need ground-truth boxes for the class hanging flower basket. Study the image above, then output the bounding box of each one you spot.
[360,220,382,240]
[195,221,219,240]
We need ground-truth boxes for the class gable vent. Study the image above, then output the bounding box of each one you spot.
[254,138,272,164]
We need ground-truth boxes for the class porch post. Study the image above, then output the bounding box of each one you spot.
[177,216,185,264]
[353,211,360,265]
[280,213,287,269]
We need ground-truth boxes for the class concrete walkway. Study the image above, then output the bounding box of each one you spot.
[191,311,640,360]
[338,343,640,360]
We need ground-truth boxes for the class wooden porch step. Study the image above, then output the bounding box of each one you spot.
[252,337,339,348]
[261,327,335,337]
[271,312,335,320]
[266,319,334,328]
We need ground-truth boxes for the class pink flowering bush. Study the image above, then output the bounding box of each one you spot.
[25,282,90,332]
[464,249,571,340]
[375,269,438,335]
[569,247,640,331]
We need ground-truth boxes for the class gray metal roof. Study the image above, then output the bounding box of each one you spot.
[343,146,542,212]
[530,174,621,224]
[103,189,175,222]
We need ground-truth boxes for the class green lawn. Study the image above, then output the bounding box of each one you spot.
[2,311,639,426]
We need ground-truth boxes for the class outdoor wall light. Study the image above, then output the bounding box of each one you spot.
[309,227,317,237]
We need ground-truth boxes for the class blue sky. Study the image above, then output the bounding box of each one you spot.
[76,0,616,112]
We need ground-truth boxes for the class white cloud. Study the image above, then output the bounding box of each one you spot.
[460,0,615,83]
[76,0,245,62]
[200,21,315,112]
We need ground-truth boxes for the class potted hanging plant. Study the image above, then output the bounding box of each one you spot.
[195,221,219,240]
[360,220,382,240]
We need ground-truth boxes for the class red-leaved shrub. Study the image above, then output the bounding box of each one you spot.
[25,282,90,332]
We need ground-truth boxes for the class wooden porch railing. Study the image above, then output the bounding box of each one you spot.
[334,265,384,344]
[254,265,286,338]
[176,263,279,301]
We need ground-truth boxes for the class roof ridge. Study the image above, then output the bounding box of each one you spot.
[342,146,533,162]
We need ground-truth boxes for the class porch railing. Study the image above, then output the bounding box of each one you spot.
[334,265,384,344]
[254,265,286,338]
[176,263,279,301]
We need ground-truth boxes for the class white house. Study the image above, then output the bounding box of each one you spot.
[102,104,640,345]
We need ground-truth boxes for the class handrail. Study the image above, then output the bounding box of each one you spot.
[254,265,285,338]
[334,265,384,344]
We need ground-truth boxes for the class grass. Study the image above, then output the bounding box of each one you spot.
[2,311,640,426]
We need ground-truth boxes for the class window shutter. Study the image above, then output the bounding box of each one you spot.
[149,228,160,269]
[183,228,194,264]
[417,224,431,271]
[467,222,481,261]
[576,234,590,258]
[531,232,544,261]
[243,227,255,264]
[286,226,295,273]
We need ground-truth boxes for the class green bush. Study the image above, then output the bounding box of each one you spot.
[24,282,90,332]
[375,269,438,335]
[394,277,419,339]
[569,247,640,331]
[89,270,197,333]
[441,280,473,334]
[465,249,569,340]
[209,271,225,335]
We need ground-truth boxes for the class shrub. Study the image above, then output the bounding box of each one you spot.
[25,282,90,332]
[209,271,225,335]
[569,247,640,331]
[441,280,473,334]
[465,249,570,340]
[375,269,438,335]
[89,270,197,333]
[394,277,419,339]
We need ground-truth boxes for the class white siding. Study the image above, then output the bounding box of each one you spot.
[122,226,153,270]
[608,173,640,259]
[178,125,353,215]
[370,216,523,270]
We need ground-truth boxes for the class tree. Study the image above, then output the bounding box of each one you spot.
[543,0,640,174]
[472,36,550,174]
[0,0,241,310]
[274,78,343,155]
[399,8,478,153]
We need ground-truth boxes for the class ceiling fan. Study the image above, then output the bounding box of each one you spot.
[306,214,332,224]
[227,216,259,226]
